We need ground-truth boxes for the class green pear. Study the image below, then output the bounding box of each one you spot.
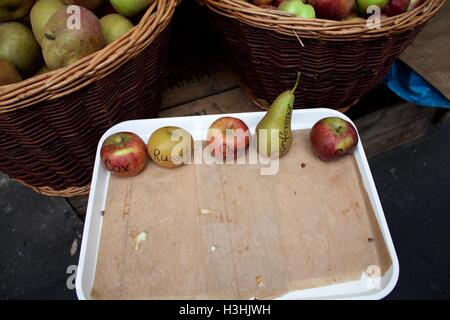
[0,0,34,22]
[0,58,22,85]
[62,0,103,10]
[278,0,316,19]
[256,73,300,158]
[30,0,66,45]
[100,13,133,44]
[41,6,105,69]
[109,0,152,17]
[0,22,41,75]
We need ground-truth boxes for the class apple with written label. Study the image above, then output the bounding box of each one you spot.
[101,132,148,177]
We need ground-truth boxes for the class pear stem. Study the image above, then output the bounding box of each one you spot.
[291,72,301,94]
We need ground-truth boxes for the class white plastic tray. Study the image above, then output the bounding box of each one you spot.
[76,108,399,300]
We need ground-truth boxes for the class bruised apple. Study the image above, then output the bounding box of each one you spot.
[100,132,147,177]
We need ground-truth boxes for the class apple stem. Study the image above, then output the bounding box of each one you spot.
[291,72,301,94]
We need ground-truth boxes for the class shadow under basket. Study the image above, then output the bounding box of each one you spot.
[206,0,445,110]
[0,0,179,197]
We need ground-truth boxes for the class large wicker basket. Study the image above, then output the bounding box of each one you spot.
[205,0,444,111]
[0,0,179,197]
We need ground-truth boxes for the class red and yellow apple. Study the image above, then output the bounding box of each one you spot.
[309,117,358,161]
[207,116,251,160]
[147,126,193,169]
[100,132,147,177]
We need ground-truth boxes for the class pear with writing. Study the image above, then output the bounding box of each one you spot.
[256,73,300,158]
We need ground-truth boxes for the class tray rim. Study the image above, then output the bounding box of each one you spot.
[76,108,399,300]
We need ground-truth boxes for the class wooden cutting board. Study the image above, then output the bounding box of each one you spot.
[91,130,391,300]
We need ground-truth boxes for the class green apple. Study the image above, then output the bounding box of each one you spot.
[278,0,302,16]
[30,0,66,45]
[0,0,34,22]
[100,13,134,44]
[0,22,41,75]
[109,0,152,17]
[296,2,315,18]
[0,58,22,85]
[278,0,316,19]
[356,0,389,15]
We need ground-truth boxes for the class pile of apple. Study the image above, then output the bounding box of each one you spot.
[0,0,153,86]
[250,0,424,20]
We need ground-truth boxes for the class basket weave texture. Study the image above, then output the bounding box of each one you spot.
[205,0,445,110]
[0,0,179,197]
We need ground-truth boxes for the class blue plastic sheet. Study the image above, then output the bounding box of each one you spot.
[383,60,450,108]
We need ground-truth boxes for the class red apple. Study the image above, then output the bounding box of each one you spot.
[207,117,250,160]
[309,117,358,161]
[307,0,354,20]
[100,132,147,177]
[382,0,410,16]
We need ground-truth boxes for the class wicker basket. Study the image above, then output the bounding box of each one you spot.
[0,0,179,197]
[205,0,444,111]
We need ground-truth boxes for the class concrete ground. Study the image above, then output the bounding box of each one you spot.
[1,116,449,300]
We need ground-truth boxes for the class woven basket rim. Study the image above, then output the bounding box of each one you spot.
[16,177,91,197]
[205,0,445,40]
[0,0,180,113]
